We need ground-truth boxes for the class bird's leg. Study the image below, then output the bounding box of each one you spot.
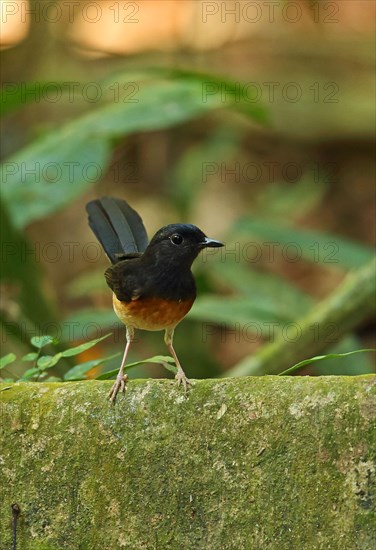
[164,327,191,391]
[108,326,134,403]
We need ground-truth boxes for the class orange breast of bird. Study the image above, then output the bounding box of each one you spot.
[113,293,195,331]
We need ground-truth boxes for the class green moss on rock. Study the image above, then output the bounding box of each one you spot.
[1,376,375,549]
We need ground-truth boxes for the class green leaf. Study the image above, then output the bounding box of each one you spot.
[254,177,326,221]
[61,309,119,341]
[1,133,110,228]
[60,334,111,358]
[314,335,375,375]
[278,349,376,376]
[21,352,39,362]
[30,335,58,349]
[209,261,312,318]
[20,367,40,380]
[63,352,121,381]
[0,353,16,369]
[1,73,267,228]
[0,80,217,228]
[81,79,222,136]
[1,81,70,117]
[233,218,374,269]
[160,362,178,375]
[0,199,58,337]
[188,296,293,326]
[146,67,269,123]
[37,354,62,370]
[96,356,176,380]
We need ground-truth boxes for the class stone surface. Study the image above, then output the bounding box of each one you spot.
[1,376,375,549]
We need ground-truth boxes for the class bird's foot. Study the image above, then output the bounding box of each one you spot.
[175,368,191,392]
[108,373,129,404]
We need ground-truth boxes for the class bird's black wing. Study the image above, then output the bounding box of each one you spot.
[104,259,143,302]
[86,197,149,264]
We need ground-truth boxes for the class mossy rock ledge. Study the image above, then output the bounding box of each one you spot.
[1,376,375,549]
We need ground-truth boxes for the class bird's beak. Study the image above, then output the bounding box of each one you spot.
[201,237,224,248]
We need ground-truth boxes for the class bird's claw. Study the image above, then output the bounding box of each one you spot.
[175,369,191,392]
[108,373,129,404]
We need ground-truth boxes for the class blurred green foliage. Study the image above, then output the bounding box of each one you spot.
[1,67,374,381]
[0,332,177,382]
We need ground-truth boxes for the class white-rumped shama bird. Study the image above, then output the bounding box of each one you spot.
[86,197,224,403]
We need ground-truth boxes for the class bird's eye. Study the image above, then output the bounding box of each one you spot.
[170,234,183,245]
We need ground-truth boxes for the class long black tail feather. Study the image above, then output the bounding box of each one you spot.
[86,197,149,264]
